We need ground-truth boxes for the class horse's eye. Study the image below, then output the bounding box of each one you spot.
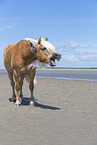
[42,47,46,51]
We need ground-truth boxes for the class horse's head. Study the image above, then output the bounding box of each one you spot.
[36,37,61,66]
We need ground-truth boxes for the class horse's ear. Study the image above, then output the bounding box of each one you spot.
[38,37,41,44]
[45,38,48,41]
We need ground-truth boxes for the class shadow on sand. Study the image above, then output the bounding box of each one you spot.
[9,97,61,110]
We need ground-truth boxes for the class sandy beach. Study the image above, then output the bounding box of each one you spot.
[0,69,97,145]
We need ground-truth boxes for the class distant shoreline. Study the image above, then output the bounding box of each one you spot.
[1,68,97,74]
[0,67,97,71]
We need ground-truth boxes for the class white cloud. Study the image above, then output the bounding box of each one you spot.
[59,51,97,68]
[0,17,17,31]
[59,40,97,67]
[64,40,78,50]
[0,23,16,31]
[78,54,97,62]
[69,41,78,48]
[62,54,79,62]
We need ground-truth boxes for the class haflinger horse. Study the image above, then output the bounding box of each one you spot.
[4,37,61,106]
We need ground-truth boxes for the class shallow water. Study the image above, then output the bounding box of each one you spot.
[0,70,97,81]
[36,72,97,81]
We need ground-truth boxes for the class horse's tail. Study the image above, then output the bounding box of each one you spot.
[25,74,37,85]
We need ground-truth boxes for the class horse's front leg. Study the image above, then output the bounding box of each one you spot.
[29,68,36,106]
[13,70,21,106]
[19,67,27,101]
[19,75,25,101]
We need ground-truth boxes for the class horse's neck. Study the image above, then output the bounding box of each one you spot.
[24,46,37,70]
[22,46,37,67]
[24,52,37,66]
[24,38,38,47]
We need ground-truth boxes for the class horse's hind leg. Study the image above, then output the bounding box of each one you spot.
[19,75,25,101]
[8,71,16,101]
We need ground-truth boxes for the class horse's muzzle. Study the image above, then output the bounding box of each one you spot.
[49,53,61,66]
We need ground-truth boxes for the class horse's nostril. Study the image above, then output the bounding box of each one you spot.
[53,53,61,60]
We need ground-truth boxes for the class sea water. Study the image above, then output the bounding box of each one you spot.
[1,70,97,81]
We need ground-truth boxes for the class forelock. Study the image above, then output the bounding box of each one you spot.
[41,40,57,53]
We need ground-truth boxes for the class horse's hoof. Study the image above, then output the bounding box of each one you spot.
[12,98,16,103]
[30,101,35,106]
[15,99,21,106]
[15,103,21,107]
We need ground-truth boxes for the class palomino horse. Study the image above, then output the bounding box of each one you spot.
[4,37,61,106]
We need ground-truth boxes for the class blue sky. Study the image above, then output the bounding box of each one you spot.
[0,0,97,68]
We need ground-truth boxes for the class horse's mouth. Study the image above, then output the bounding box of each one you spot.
[49,53,61,66]
[50,58,56,66]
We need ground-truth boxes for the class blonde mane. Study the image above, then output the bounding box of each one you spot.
[24,38,57,53]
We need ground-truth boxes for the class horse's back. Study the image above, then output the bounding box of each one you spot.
[4,40,31,72]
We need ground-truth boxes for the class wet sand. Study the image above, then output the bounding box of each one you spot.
[0,70,97,145]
